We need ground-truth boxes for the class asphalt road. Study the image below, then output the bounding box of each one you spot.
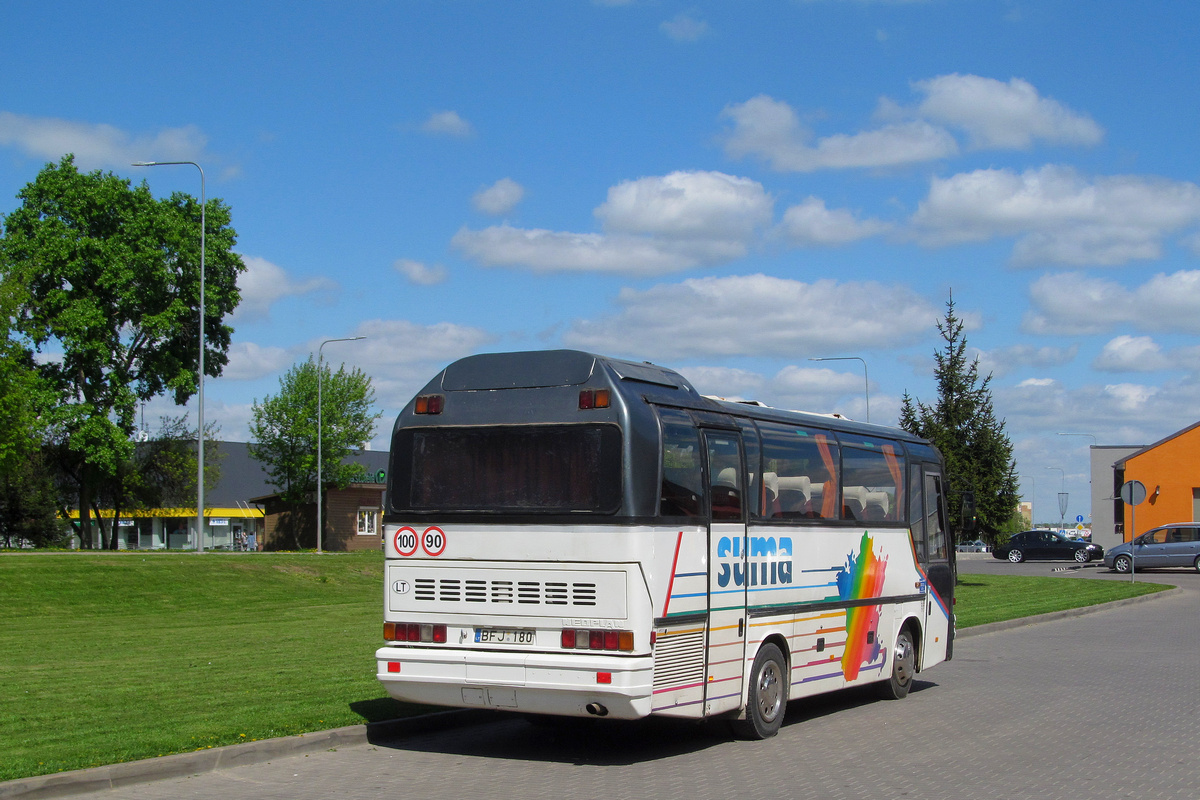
[20,557,1200,800]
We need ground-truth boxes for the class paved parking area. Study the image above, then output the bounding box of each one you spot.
[13,562,1198,800]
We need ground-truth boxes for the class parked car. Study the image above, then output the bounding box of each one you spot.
[993,530,1104,563]
[956,540,989,553]
[1104,523,1200,574]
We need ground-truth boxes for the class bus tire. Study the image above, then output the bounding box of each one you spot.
[731,643,787,740]
[877,627,916,700]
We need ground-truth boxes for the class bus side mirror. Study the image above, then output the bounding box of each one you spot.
[961,493,977,532]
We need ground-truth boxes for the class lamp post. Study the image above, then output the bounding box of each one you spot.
[317,336,365,553]
[1020,475,1035,528]
[1057,432,1097,529]
[808,356,869,422]
[1045,466,1066,532]
[133,160,206,553]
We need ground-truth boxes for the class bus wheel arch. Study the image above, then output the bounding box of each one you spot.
[730,637,789,740]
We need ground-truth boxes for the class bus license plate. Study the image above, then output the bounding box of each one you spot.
[475,628,536,645]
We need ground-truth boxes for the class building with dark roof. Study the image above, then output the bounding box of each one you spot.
[80,441,387,552]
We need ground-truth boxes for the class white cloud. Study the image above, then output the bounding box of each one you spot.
[234,256,338,320]
[721,75,1103,173]
[721,95,958,172]
[912,166,1200,265]
[1092,335,1171,372]
[452,225,700,275]
[394,258,447,286]
[454,170,772,275]
[348,319,494,369]
[660,11,709,42]
[596,171,772,242]
[472,178,525,215]
[778,197,891,245]
[1022,270,1200,335]
[0,111,210,171]
[910,74,1103,150]
[420,110,474,138]
[562,274,939,358]
[222,341,294,381]
[1103,382,1158,412]
[675,365,766,401]
[1000,378,1200,450]
[973,343,1079,378]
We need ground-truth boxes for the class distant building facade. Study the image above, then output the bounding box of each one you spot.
[1086,421,1200,551]
[1113,421,1200,543]
[70,442,387,552]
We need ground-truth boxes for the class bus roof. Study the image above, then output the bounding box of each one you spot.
[426,349,928,447]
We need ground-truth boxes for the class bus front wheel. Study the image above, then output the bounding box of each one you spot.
[731,643,787,740]
[877,627,916,700]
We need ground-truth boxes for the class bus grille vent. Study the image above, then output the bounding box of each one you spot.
[390,567,626,617]
[411,578,602,607]
[653,628,706,690]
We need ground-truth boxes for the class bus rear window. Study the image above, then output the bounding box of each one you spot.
[396,425,621,513]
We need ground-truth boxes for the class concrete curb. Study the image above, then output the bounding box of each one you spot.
[0,710,494,800]
[957,583,1181,638]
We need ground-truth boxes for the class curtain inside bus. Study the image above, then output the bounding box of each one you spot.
[397,425,622,513]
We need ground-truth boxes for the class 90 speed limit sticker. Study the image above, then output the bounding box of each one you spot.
[393,526,446,557]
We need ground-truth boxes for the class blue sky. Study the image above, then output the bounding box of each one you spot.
[3,1,1199,526]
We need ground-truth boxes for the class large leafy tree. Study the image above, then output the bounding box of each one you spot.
[900,294,1020,543]
[0,155,244,548]
[249,357,380,549]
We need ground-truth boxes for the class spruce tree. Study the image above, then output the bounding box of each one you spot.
[900,294,1019,543]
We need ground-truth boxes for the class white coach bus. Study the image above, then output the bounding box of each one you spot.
[376,350,957,738]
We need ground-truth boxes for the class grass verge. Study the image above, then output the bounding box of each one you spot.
[0,551,1174,782]
[954,572,1168,628]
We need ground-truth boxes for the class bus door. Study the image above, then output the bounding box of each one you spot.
[703,430,749,717]
[917,469,955,660]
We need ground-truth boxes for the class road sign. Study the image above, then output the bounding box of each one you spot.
[1120,480,1146,505]
[1076,515,1084,523]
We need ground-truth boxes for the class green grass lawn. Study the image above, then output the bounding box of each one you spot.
[954,572,1167,628]
[0,551,1171,783]
[0,551,429,783]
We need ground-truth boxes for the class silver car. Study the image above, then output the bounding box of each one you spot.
[1104,523,1200,573]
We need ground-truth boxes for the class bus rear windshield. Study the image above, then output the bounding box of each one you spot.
[396,425,622,514]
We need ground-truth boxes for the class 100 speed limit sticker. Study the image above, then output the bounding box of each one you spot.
[393,526,446,557]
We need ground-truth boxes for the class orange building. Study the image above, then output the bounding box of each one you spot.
[1114,421,1200,542]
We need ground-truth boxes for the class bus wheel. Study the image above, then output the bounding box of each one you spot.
[731,643,787,740]
[877,628,915,700]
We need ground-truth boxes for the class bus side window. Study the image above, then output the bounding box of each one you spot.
[758,421,840,521]
[736,418,761,520]
[925,473,948,560]
[658,408,703,518]
[707,434,743,521]
[839,437,905,523]
[908,465,927,559]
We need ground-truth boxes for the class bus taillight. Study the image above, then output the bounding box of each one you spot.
[414,394,444,414]
[578,389,610,410]
[561,628,634,652]
[385,622,447,643]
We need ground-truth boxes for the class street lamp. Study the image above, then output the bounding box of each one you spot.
[317,336,365,553]
[808,356,869,423]
[133,160,206,553]
[1045,466,1066,532]
[1058,432,1097,524]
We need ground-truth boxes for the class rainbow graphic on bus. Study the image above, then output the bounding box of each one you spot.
[836,531,888,680]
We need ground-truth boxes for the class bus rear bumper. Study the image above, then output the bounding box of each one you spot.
[375,645,654,719]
